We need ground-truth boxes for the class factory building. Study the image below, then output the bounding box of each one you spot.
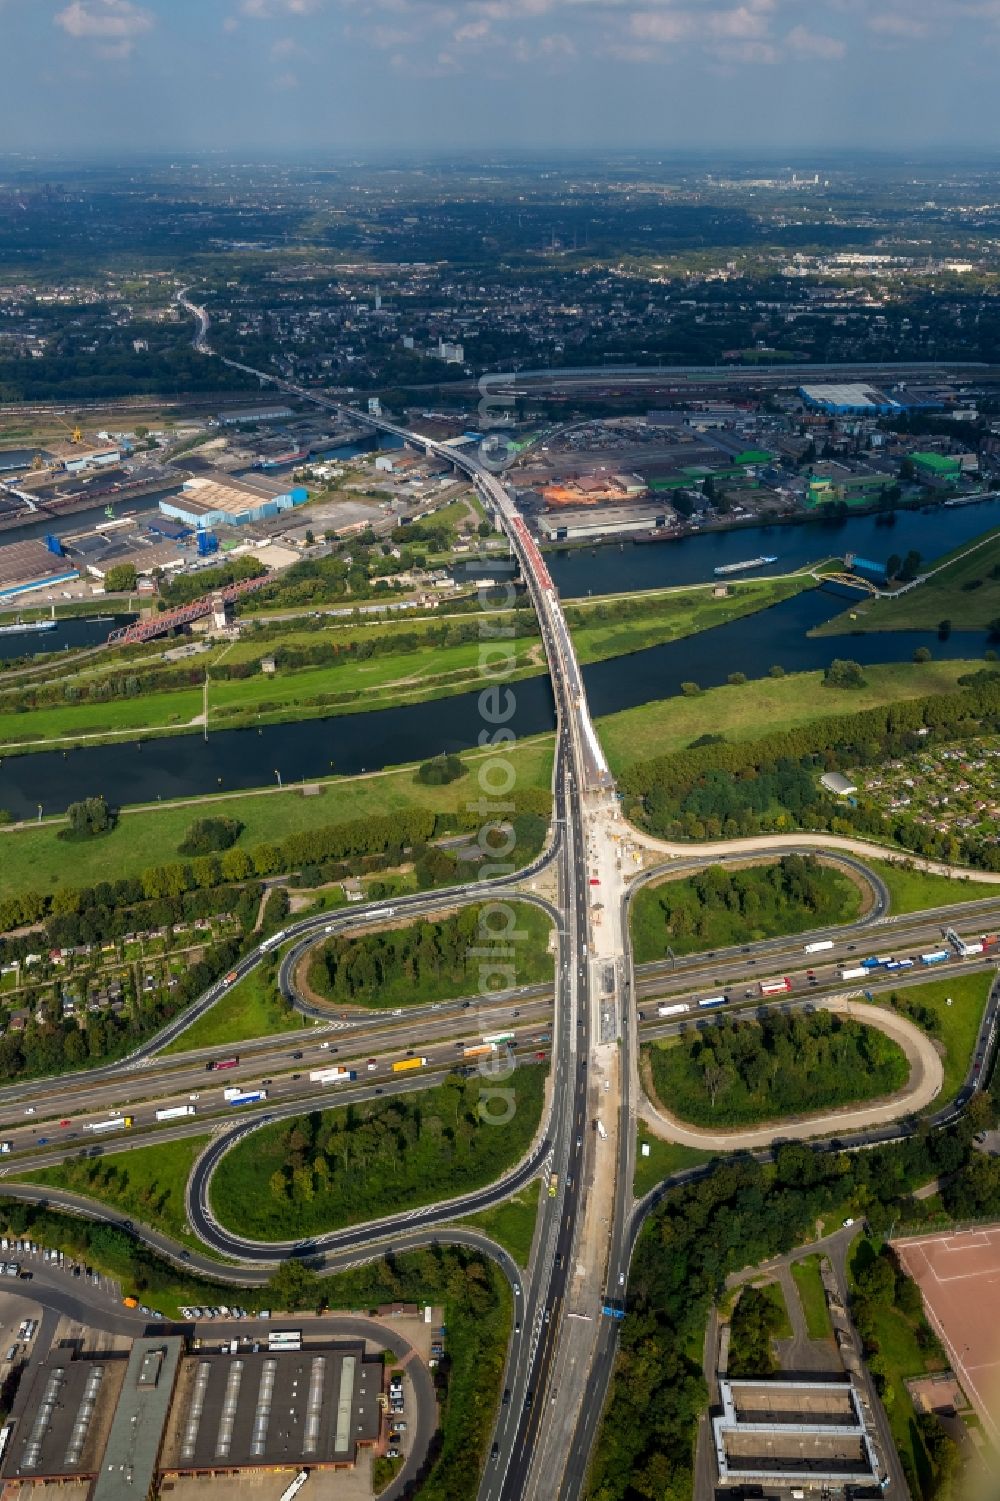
[0,539,80,600]
[160,1344,382,1474]
[911,452,963,486]
[217,407,294,426]
[1,1338,383,1497]
[800,383,900,416]
[538,505,675,541]
[159,477,308,530]
[712,1376,883,1490]
[63,449,123,476]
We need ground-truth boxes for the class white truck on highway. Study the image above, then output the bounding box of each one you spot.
[155,1105,196,1122]
[804,940,835,954]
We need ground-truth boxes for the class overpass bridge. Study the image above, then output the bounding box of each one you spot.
[181,291,633,1500]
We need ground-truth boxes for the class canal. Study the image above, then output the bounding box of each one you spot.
[1,581,993,820]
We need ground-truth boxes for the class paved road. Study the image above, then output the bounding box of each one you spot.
[636,825,1000,887]
[638,995,945,1151]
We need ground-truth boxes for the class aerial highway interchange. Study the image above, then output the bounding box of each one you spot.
[0,305,997,1500]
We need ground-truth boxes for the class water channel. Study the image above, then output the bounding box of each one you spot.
[0,499,995,818]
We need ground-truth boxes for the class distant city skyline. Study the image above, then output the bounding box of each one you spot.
[0,0,993,156]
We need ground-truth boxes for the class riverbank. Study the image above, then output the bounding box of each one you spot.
[596,658,983,770]
[0,653,988,900]
[813,526,1000,636]
[0,736,556,899]
[0,572,814,759]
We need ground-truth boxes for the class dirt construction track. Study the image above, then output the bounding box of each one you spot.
[639,996,944,1152]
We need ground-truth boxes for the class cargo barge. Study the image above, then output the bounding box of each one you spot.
[713,555,777,575]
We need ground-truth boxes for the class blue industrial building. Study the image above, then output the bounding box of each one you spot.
[159,478,308,530]
[800,382,944,417]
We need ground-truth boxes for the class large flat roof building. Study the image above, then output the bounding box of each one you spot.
[1,1350,128,1485]
[2,1338,382,1495]
[159,1344,383,1474]
[712,1377,884,1490]
[159,477,308,530]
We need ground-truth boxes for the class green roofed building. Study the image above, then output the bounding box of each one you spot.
[912,452,961,483]
[734,449,772,466]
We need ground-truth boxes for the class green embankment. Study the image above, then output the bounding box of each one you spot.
[161,961,308,1055]
[0,572,808,756]
[0,737,554,901]
[630,856,861,964]
[643,1010,909,1129]
[567,574,814,663]
[790,1255,834,1341]
[878,971,993,1107]
[210,1066,546,1240]
[868,857,1000,914]
[633,1137,716,1200]
[13,1136,209,1251]
[456,1185,540,1268]
[815,526,1000,635]
[305,901,554,1010]
[596,659,983,771]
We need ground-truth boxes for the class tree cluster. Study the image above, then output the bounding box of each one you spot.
[620,671,1000,869]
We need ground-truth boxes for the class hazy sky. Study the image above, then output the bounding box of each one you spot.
[0,0,994,156]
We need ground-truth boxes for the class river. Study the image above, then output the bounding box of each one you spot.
[546,498,1000,596]
[1,582,993,821]
[0,495,994,818]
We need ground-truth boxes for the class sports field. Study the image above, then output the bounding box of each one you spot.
[894,1225,1000,1445]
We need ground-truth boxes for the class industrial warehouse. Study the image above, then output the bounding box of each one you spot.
[0,1334,384,1499]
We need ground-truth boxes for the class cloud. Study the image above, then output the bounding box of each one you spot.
[54,0,153,50]
[241,0,323,18]
[785,23,846,58]
[866,13,932,39]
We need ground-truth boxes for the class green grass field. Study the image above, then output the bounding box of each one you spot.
[817,526,1000,635]
[790,1255,834,1340]
[568,574,814,664]
[0,635,545,749]
[210,1065,546,1240]
[633,1136,717,1200]
[877,971,993,1106]
[0,736,554,900]
[13,1136,209,1251]
[867,858,1000,915]
[161,962,308,1056]
[595,659,983,772]
[457,1185,540,1267]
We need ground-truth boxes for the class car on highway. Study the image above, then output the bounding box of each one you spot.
[23,1107,34,1116]
[59,1119,70,1127]
[291,1052,303,1060]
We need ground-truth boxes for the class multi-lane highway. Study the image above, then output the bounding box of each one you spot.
[24,293,958,1498]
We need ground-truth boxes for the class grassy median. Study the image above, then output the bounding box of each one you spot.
[643,1010,909,1129]
[210,1064,546,1241]
[13,1136,210,1252]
